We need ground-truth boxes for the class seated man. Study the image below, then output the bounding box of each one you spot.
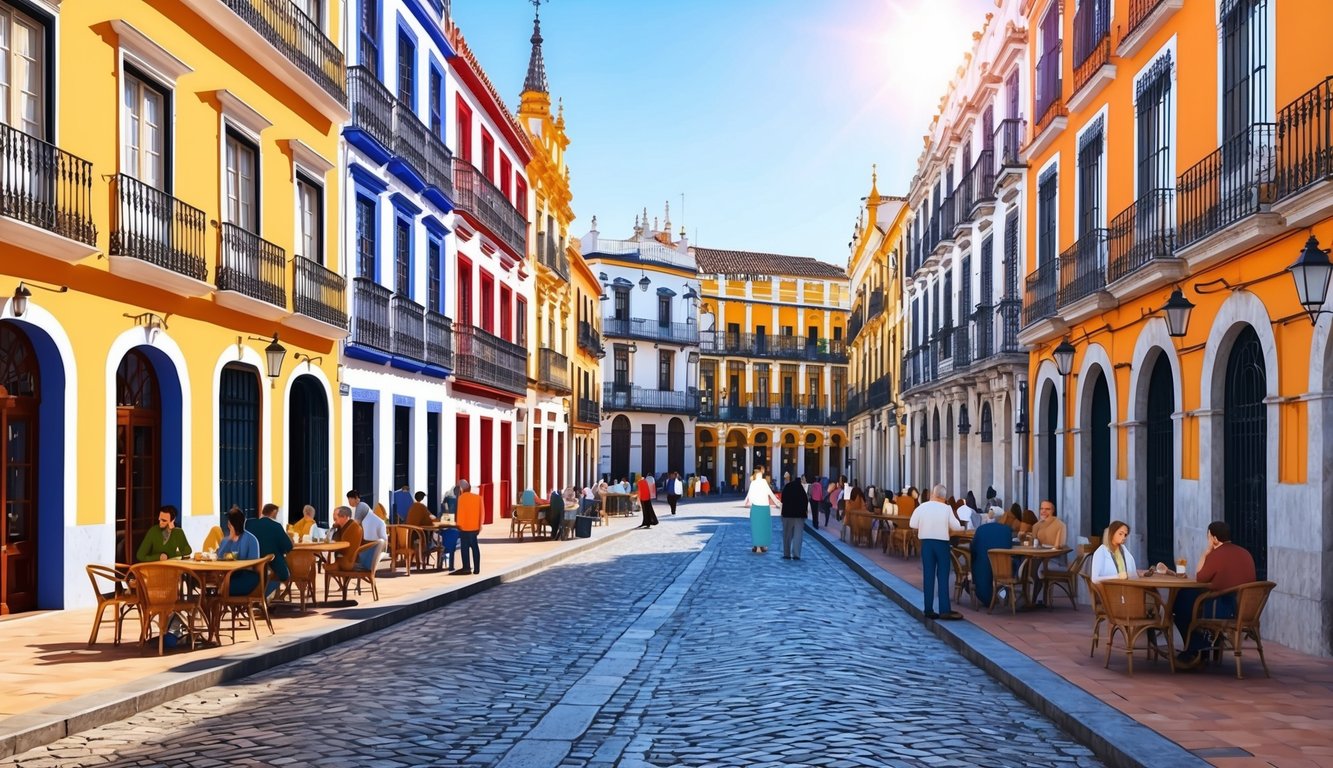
[329,506,363,572]
[1031,500,1067,547]
[357,499,388,571]
[248,503,291,596]
[547,487,565,539]
[137,505,192,562]
[290,505,318,538]
[406,491,436,526]
[1174,521,1257,668]
[970,514,1016,607]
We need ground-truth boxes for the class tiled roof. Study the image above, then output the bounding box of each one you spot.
[693,247,847,279]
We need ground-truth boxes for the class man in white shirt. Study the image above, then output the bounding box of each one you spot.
[357,500,388,571]
[910,483,966,620]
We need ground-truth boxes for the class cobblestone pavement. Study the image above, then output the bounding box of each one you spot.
[4,503,1101,767]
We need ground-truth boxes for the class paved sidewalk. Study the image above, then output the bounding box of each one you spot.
[0,513,644,759]
[812,517,1333,768]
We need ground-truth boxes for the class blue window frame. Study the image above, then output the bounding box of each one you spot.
[429,63,444,138]
[355,193,378,280]
[394,215,412,297]
[360,0,380,77]
[397,26,416,107]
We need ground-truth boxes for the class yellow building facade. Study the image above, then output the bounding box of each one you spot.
[695,248,849,488]
[1017,0,1333,654]
[0,0,346,613]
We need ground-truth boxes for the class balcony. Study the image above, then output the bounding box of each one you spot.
[1177,123,1283,270]
[846,388,864,418]
[935,193,958,255]
[390,293,425,361]
[1106,188,1184,301]
[973,305,994,361]
[1029,44,1068,159]
[347,67,453,203]
[1069,0,1114,112]
[577,320,603,356]
[537,348,571,394]
[0,121,96,261]
[425,311,454,372]
[1274,76,1333,228]
[701,398,836,425]
[1057,228,1110,312]
[868,376,891,409]
[108,173,209,295]
[537,230,569,279]
[285,255,348,338]
[216,223,288,320]
[866,288,885,321]
[961,149,996,222]
[576,397,601,426]
[996,298,1023,354]
[454,323,527,396]
[952,322,972,369]
[847,309,864,343]
[901,343,938,394]
[699,331,847,362]
[1119,0,1185,59]
[602,384,698,414]
[1021,260,1061,329]
[453,162,527,260]
[994,119,1027,192]
[602,316,699,346]
[350,278,391,352]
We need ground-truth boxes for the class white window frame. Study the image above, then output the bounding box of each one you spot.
[0,2,47,138]
[1073,104,1109,236]
[1131,37,1178,202]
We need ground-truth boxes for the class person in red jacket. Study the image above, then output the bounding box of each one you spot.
[636,473,659,529]
[450,480,484,576]
[1174,520,1257,667]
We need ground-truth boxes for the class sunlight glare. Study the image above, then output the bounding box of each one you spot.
[881,0,983,122]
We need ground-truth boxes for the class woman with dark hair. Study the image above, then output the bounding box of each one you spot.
[962,490,983,529]
[1091,520,1137,582]
[1005,502,1025,534]
[216,507,263,596]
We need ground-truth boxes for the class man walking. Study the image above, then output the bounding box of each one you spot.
[636,472,659,529]
[911,483,965,620]
[666,471,683,515]
[807,476,823,528]
[781,474,810,560]
[451,480,483,575]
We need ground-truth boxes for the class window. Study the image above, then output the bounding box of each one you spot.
[499,154,512,199]
[0,3,45,138]
[1073,0,1109,68]
[657,294,671,327]
[1036,3,1062,122]
[427,236,442,313]
[122,70,167,189]
[1077,120,1104,235]
[429,66,443,138]
[1136,54,1173,197]
[613,288,629,321]
[500,285,512,341]
[455,96,472,162]
[980,235,994,307]
[296,174,323,262]
[755,365,769,407]
[355,194,376,278]
[294,0,322,25]
[359,0,379,77]
[1038,168,1057,264]
[1221,0,1267,145]
[219,364,261,519]
[393,405,410,490]
[614,346,629,387]
[458,257,473,323]
[479,272,494,333]
[658,351,672,391]
[224,129,258,231]
[1006,69,1020,119]
[396,30,414,106]
[515,176,527,215]
[394,216,410,295]
[480,130,494,180]
[516,297,527,348]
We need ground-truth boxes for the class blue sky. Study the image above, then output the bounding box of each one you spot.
[452,0,997,266]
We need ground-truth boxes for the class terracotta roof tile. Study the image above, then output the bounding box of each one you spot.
[692,247,847,279]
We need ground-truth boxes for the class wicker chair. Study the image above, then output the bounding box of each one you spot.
[86,564,139,646]
[216,555,275,644]
[1187,580,1277,679]
[846,512,874,547]
[986,550,1022,614]
[511,505,540,541]
[283,549,320,611]
[949,546,976,609]
[127,562,206,655]
[1081,572,1109,657]
[387,524,424,575]
[1038,548,1092,610]
[1100,581,1172,676]
[324,542,381,602]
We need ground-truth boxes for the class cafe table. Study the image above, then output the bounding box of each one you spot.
[293,539,349,566]
[174,557,266,645]
[987,545,1072,608]
[603,492,634,517]
[1119,572,1206,622]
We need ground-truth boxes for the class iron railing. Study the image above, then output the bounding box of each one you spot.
[0,122,95,245]
[109,173,207,280]
[699,331,846,362]
[995,119,1026,177]
[425,311,454,370]
[1023,259,1060,327]
[937,192,957,245]
[293,255,347,329]
[454,323,527,395]
[390,292,425,360]
[1177,123,1277,248]
[538,348,571,393]
[1058,228,1109,307]
[700,398,841,426]
[847,310,864,343]
[997,298,1023,353]
[1034,43,1065,133]
[1125,0,1173,41]
[348,66,393,150]
[217,223,286,308]
[603,316,699,345]
[351,277,391,352]
[962,149,996,220]
[347,66,453,199]
[453,162,526,258]
[577,397,600,424]
[846,389,864,418]
[1276,76,1333,200]
[867,288,885,320]
[602,384,698,414]
[973,304,994,361]
[538,231,569,278]
[223,0,345,101]
[577,320,603,355]
[952,322,972,368]
[868,376,891,409]
[1072,0,1111,95]
[1107,188,1176,284]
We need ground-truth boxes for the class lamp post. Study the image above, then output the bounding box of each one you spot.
[1289,235,1333,324]
[1162,287,1195,338]
[1015,380,1029,509]
[263,334,287,380]
[1053,338,1076,377]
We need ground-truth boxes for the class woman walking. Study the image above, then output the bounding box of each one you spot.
[743,466,780,553]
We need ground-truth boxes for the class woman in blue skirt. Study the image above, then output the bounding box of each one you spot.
[743,467,781,553]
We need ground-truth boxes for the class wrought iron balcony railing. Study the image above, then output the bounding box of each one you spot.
[293,255,347,329]
[538,347,571,393]
[425,311,454,370]
[866,288,885,320]
[453,162,526,259]
[0,121,95,245]
[217,223,286,308]
[699,397,840,425]
[602,384,698,414]
[602,316,699,345]
[868,376,891,409]
[847,310,864,343]
[1072,0,1111,96]
[577,320,603,356]
[1034,43,1065,132]
[1022,259,1060,327]
[391,292,425,360]
[223,0,345,101]
[973,304,995,361]
[347,66,453,199]
[1125,0,1173,42]
[577,397,601,424]
[995,119,1026,176]
[1058,228,1109,307]
[454,323,527,395]
[109,173,207,280]
[538,231,569,278]
[699,331,847,362]
[1276,76,1333,201]
[351,277,391,351]
[1177,122,1277,249]
[963,149,996,217]
[1107,188,1176,284]
[997,298,1023,353]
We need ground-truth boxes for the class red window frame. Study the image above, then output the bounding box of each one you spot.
[479,271,495,333]
[500,285,513,342]
[480,130,494,182]
[457,256,473,325]
[455,96,472,163]
[499,154,512,199]
[514,175,528,215]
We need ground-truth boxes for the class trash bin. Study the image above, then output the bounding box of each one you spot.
[575,516,595,539]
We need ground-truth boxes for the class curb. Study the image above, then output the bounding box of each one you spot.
[0,524,638,760]
[807,524,1208,768]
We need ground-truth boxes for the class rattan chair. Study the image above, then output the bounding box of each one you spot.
[324,542,381,602]
[511,505,540,541]
[127,562,205,655]
[217,555,275,644]
[1100,581,1172,676]
[283,549,319,611]
[847,512,874,547]
[949,546,976,609]
[1187,580,1276,679]
[985,550,1022,614]
[387,524,424,575]
[86,563,139,646]
[1038,548,1091,610]
[1081,572,1109,657]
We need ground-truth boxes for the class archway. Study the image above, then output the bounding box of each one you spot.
[1224,326,1268,579]
[803,432,822,479]
[115,349,161,565]
[752,431,770,476]
[667,417,685,476]
[931,407,941,487]
[610,415,631,482]
[1041,380,1059,511]
[289,375,330,526]
[1087,368,1112,538]
[0,323,40,613]
[1144,352,1175,566]
[725,429,747,490]
[696,428,716,484]
[979,401,993,496]
[780,431,798,482]
[219,364,262,523]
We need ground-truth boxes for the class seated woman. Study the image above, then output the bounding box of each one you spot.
[519,487,538,507]
[290,505,318,538]
[216,507,272,596]
[1090,520,1138,582]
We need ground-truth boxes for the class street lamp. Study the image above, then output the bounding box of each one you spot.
[1161,287,1195,338]
[263,334,287,380]
[957,406,971,436]
[11,283,30,317]
[1288,234,1333,324]
[1053,338,1076,377]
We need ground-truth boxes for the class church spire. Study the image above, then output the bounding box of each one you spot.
[523,0,548,94]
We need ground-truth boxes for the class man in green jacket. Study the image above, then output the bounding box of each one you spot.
[248,503,293,596]
[136,505,192,562]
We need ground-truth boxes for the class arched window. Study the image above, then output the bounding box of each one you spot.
[0,323,40,613]
[116,349,160,564]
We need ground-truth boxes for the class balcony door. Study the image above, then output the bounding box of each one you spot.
[0,5,45,138]
[0,323,39,614]
[115,350,160,566]
[224,130,257,232]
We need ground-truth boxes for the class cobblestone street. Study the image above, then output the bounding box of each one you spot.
[4,502,1100,767]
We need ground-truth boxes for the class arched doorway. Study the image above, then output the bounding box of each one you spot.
[780,432,797,481]
[115,350,160,565]
[1042,381,1059,510]
[931,408,941,487]
[0,324,39,614]
[289,375,329,526]
[828,433,844,479]
[752,431,770,476]
[1088,369,1112,538]
[610,415,631,482]
[957,403,969,496]
[725,429,746,491]
[667,417,685,476]
[979,402,994,494]
[1224,326,1267,579]
[803,432,822,479]
[696,429,716,484]
[219,364,261,522]
[1144,354,1175,567]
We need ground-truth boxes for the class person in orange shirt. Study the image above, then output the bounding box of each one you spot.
[329,506,363,572]
[636,472,659,529]
[451,480,483,576]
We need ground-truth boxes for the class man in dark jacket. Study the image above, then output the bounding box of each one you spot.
[249,503,293,595]
[781,474,810,560]
[970,514,1014,607]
